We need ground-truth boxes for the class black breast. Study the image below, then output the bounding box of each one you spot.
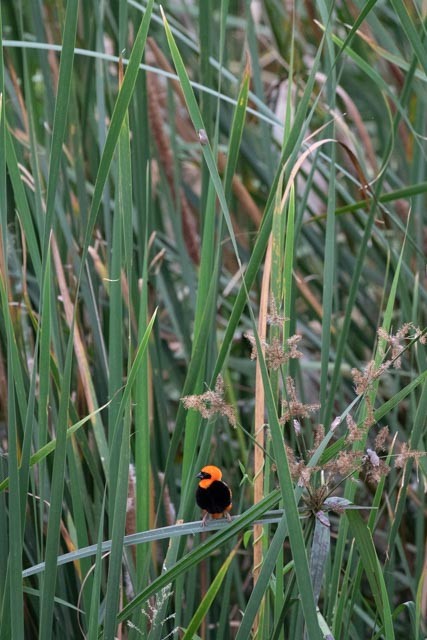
[196,480,232,514]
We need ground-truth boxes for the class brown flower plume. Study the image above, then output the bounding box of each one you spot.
[182,375,236,426]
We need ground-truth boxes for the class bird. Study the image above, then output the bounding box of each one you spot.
[196,465,232,526]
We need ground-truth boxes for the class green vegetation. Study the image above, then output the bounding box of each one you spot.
[0,1,426,638]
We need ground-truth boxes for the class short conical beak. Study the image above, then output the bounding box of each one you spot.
[196,472,204,479]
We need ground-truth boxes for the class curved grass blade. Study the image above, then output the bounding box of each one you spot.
[41,0,78,263]
[182,543,239,640]
[87,492,107,639]
[23,509,288,579]
[102,412,130,640]
[346,510,395,639]
[6,337,23,639]
[5,129,42,279]
[236,513,289,640]
[38,320,75,639]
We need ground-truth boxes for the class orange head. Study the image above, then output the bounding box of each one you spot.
[196,465,222,489]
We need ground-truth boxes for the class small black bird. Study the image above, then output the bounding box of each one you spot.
[196,465,232,526]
